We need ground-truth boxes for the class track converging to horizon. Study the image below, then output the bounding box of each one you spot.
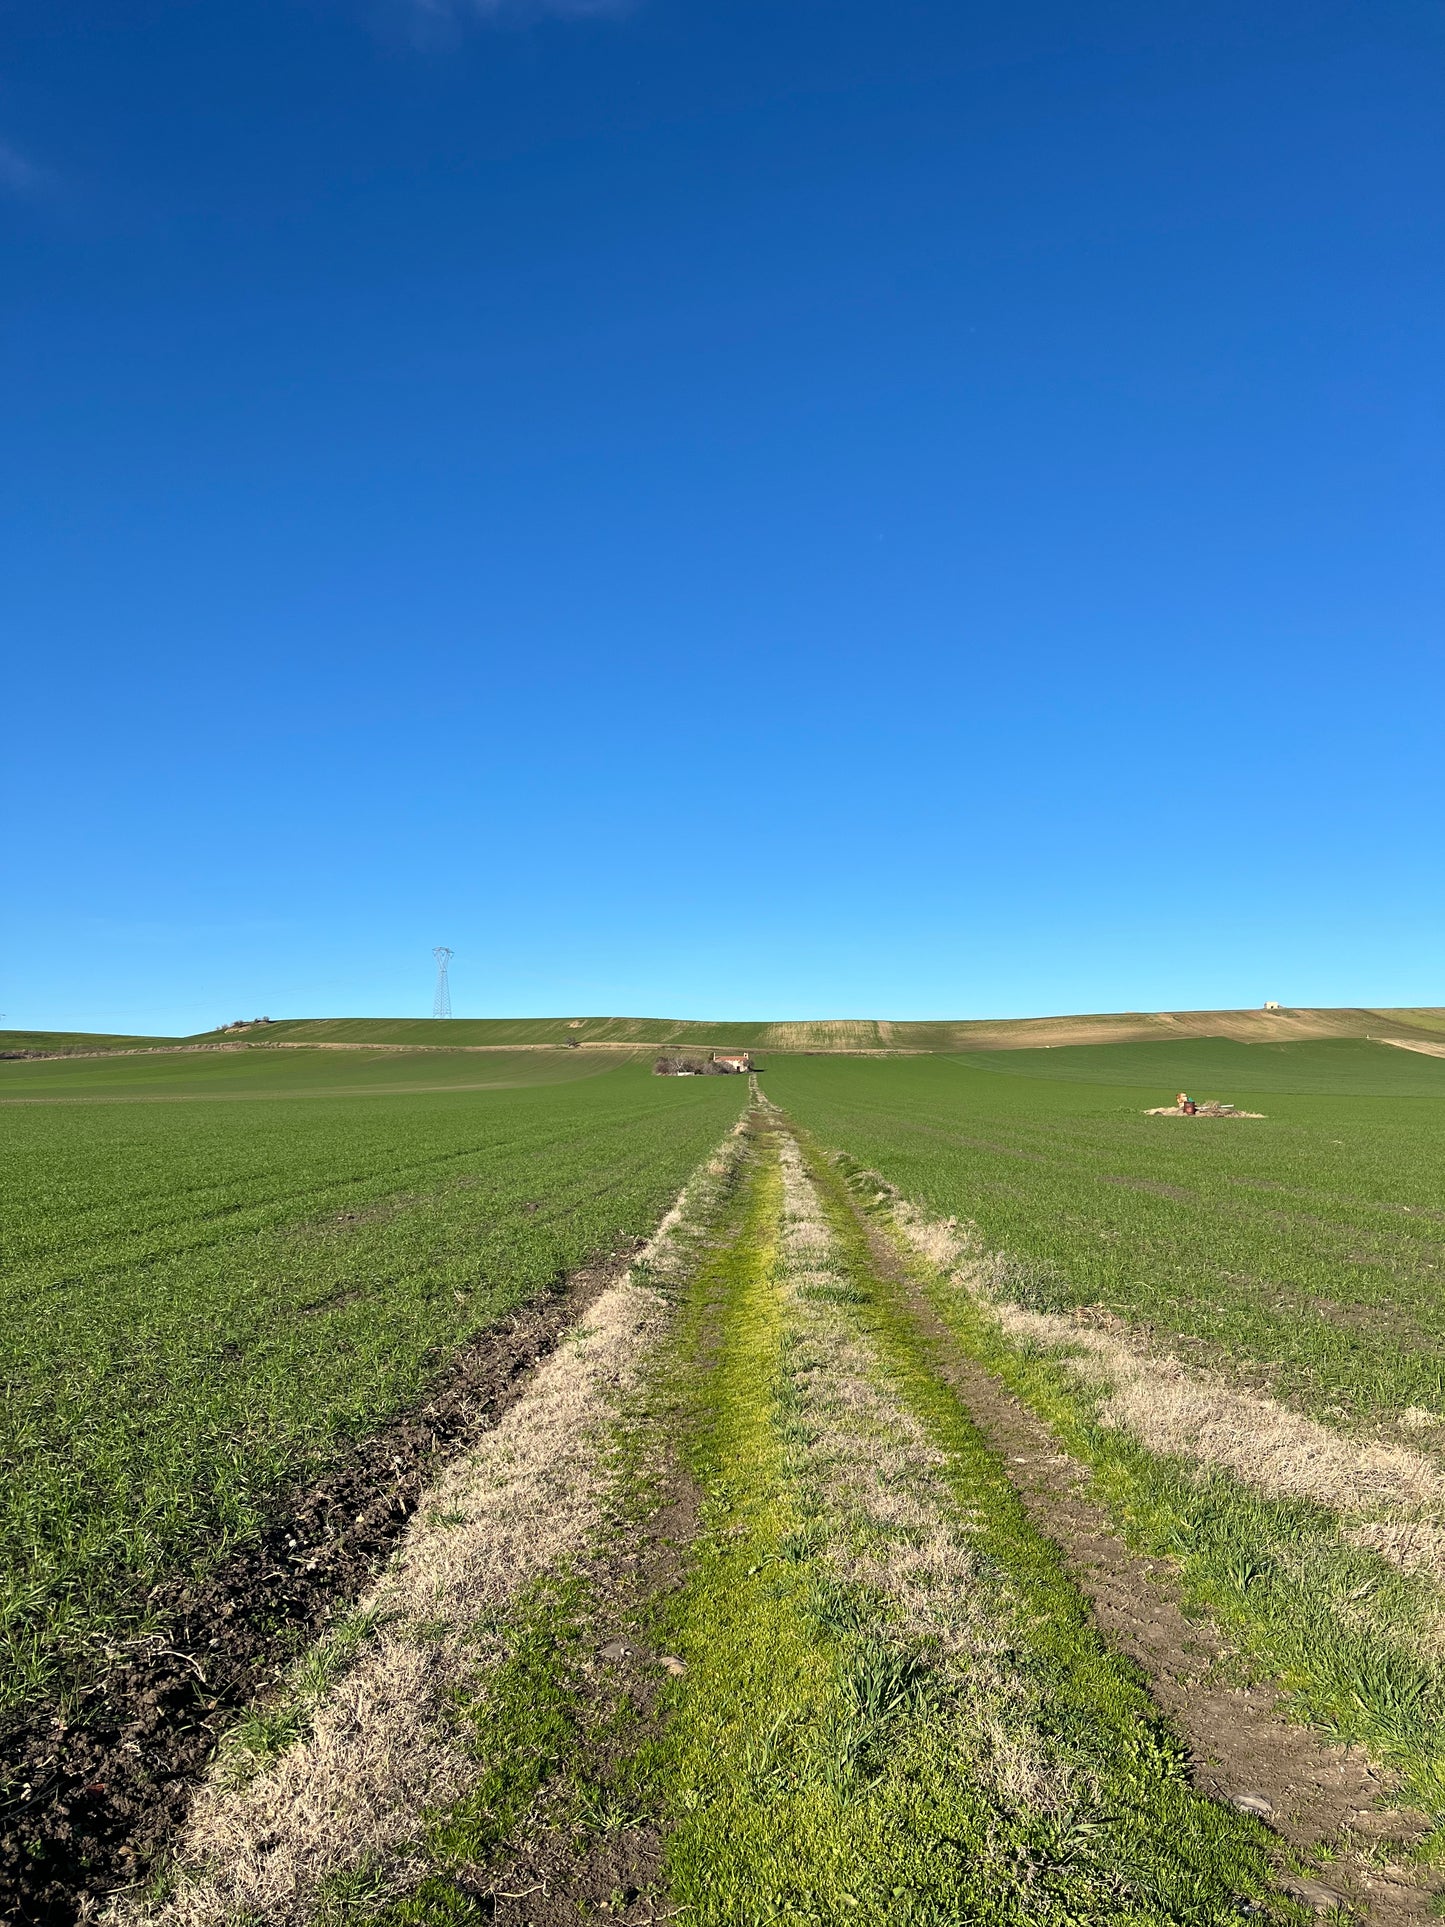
[5,1041,1445,1923]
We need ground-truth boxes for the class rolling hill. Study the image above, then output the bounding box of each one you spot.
[5,1005,1445,1057]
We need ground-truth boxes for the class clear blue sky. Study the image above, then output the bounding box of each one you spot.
[3,0,1441,1034]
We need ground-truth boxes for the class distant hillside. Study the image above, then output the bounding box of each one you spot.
[878,1006,1445,1050]
[187,1008,1445,1052]
[7,1006,1443,1059]
[195,1017,727,1047]
[0,1029,185,1056]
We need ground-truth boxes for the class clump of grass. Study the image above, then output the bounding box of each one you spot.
[218,1607,386,1788]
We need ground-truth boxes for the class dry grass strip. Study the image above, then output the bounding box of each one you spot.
[885,1193,1445,1582]
[106,1128,747,1927]
[773,1138,1072,1812]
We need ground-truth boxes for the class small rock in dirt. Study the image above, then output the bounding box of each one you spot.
[657,1655,686,1676]
[1281,1875,1350,1914]
[1231,1793,1274,1819]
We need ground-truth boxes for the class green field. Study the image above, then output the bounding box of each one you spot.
[0,1048,745,1711]
[10,1028,1445,1922]
[0,1029,185,1054]
[952,1035,1445,1095]
[766,1042,1445,1879]
[767,1041,1445,1425]
[0,1042,636,1103]
[115,1107,1305,1927]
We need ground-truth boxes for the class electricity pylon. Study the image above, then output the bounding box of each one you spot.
[432,947,454,1019]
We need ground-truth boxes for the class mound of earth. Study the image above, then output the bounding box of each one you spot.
[1145,1102,1265,1118]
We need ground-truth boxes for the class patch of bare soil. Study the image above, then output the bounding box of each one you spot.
[1307,1297,1431,1340]
[464,1481,700,1924]
[1098,1172,1197,1201]
[844,1200,1436,1925]
[453,1337,718,1922]
[0,1045,254,1063]
[1145,1104,1266,1119]
[0,1249,643,1927]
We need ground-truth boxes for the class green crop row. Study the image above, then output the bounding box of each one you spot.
[766,1049,1445,1429]
[0,1053,746,1714]
[0,1040,630,1106]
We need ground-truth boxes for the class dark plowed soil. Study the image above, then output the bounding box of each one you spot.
[838,1182,1437,1926]
[0,1247,642,1927]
